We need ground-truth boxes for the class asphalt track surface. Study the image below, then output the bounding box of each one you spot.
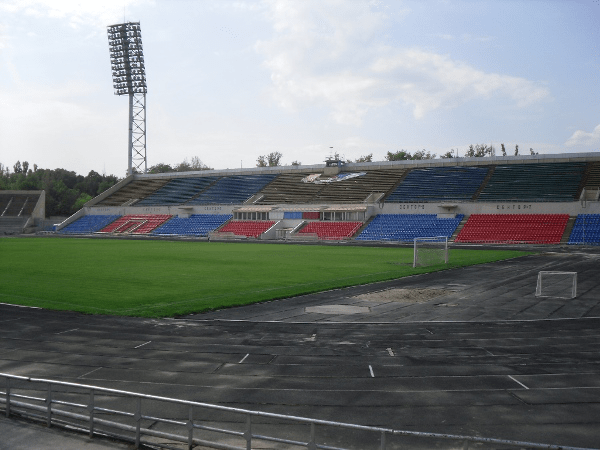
[1,249,600,449]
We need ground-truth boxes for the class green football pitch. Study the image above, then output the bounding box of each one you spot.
[0,237,530,317]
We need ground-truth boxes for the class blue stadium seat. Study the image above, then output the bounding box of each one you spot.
[58,215,121,234]
[356,214,464,242]
[152,214,232,237]
[568,214,600,246]
[188,174,278,205]
[137,177,220,206]
[386,166,489,202]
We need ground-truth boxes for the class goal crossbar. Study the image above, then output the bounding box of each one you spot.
[413,236,449,268]
[536,271,577,299]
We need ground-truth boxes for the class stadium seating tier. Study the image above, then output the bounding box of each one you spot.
[218,220,276,238]
[298,221,363,240]
[455,214,569,244]
[385,166,489,202]
[152,214,232,237]
[99,215,172,234]
[59,215,121,234]
[568,214,600,245]
[356,214,464,242]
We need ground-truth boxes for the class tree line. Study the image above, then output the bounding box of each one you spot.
[0,161,120,217]
[255,144,537,167]
[0,156,214,217]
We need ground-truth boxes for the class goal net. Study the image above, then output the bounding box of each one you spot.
[413,237,449,268]
[536,271,577,299]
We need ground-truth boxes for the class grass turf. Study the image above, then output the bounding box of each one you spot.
[0,237,531,317]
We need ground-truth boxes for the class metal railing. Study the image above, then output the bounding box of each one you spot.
[0,373,596,450]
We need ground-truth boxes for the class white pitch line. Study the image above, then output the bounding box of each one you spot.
[239,353,250,364]
[387,348,395,357]
[508,375,529,390]
[134,341,152,349]
[79,367,102,378]
[369,365,375,378]
[55,328,79,335]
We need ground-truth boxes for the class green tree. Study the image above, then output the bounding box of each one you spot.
[190,156,212,171]
[465,144,493,157]
[256,152,282,167]
[355,153,373,163]
[73,193,92,212]
[148,163,174,174]
[385,150,412,161]
[501,143,507,156]
[412,149,436,160]
[514,144,519,156]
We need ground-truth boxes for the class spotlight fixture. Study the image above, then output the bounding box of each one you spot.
[107,22,148,175]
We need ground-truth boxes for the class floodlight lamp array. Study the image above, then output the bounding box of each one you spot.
[107,22,147,95]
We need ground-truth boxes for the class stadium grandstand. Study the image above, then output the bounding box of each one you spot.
[0,190,46,235]
[53,152,600,245]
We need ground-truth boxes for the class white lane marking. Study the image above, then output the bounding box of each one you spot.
[79,367,102,378]
[307,334,317,342]
[508,375,529,390]
[55,328,79,334]
[0,302,41,309]
[425,328,434,335]
[480,347,495,356]
[369,365,375,378]
[239,353,250,364]
[134,341,152,349]
[387,348,395,357]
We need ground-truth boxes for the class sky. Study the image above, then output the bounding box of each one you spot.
[1,0,599,177]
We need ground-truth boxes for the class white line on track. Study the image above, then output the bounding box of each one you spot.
[369,365,375,378]
[79,367,102,378]
[480,347,495,356]
[134,341,152,349]
[387,348,395,356]
[55,328,79,334]
[0,302,41,309]
[508,375,529,390]
[239,353,250,364]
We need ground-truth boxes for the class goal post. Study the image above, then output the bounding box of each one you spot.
[413,236,449,268]
[536,271,577,299]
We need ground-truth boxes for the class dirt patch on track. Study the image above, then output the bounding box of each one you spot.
[353,288,453,304]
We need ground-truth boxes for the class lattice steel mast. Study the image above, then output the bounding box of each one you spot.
[107,22,148,175]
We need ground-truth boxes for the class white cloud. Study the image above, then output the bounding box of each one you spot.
[0,0,150,30]
[371,49,549,119]
[565,124,600,148]
[257,0,550,125]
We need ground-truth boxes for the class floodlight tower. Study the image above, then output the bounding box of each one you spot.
[107,22,148,175]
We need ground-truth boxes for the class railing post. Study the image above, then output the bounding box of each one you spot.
[380,430,386,450]
[245,414,252,450]
[134,396,142,449]
[46,383,52,427]
[5,377,10,418]
[187,406,194,450]
[88,389,95,438]
[307,422,316,450]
